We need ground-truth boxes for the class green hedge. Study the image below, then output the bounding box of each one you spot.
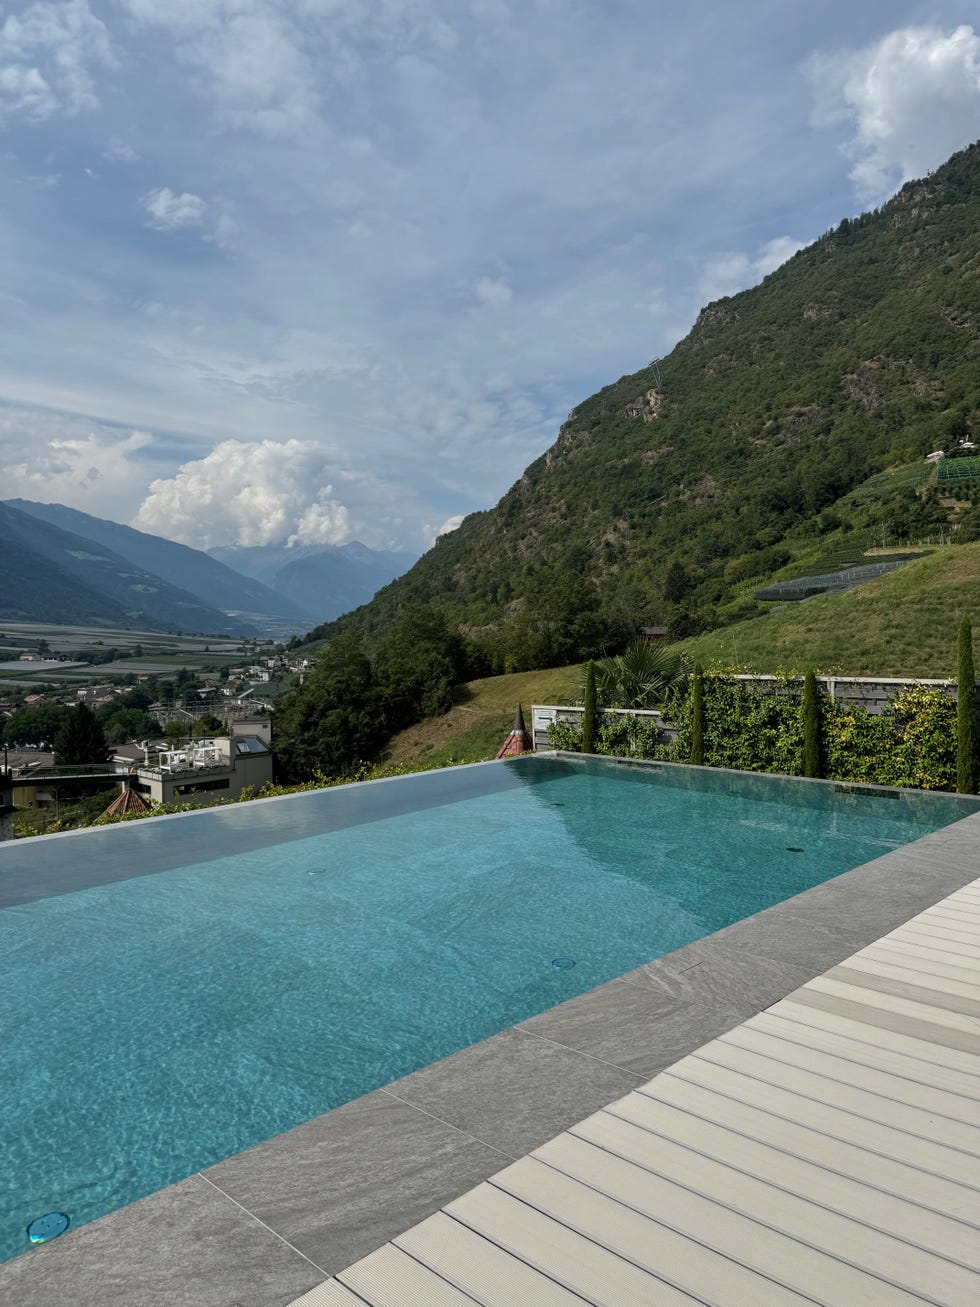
[548,677,966,791]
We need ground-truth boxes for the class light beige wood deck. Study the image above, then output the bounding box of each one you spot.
[291,881,980,1306]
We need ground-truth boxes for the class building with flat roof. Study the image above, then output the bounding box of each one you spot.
[129,721,273,805]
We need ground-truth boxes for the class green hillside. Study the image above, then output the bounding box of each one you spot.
[383,664,581,767]
[309,142,980,663]
[674,542,980,677]
[383,545,980,766]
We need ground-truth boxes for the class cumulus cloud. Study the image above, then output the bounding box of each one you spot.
[0,405,156,520]
[420,513,464,547]
[697,235,804,303]
[808,24,980,201]
[0,0,114,124]
[135,438,421,551]
[141,187,209,231]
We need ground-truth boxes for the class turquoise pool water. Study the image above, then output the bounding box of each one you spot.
[1,755,976,1262]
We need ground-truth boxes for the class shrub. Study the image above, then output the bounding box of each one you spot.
[802,669,822,778]
[690,664,705,765]
[957,615,976,793]
[581,661,597,753]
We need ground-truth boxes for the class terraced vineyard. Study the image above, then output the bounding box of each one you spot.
[937,456,980,484]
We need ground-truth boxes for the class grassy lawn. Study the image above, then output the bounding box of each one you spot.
[383,664,583,766]
[674,542,980,677]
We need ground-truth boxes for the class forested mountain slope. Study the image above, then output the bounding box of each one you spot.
[313,142,980,662]
[0,501,257,635]
[7,500,304,625]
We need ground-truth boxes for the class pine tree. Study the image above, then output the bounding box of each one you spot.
[581,660,597,754]
[802,670,822,778]
[957,616,976,794]
[690,664,705,765]
[54,704,110,766]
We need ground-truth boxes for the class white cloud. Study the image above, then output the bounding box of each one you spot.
[0,405,156,520]
[0,0,114,124]
[104,138,139,162]
[0,62,57,120]
[135,438,421,550]
[141,187,209,231]
[697,234,804,303]
[117,0,319,137]
[420,513,463,548]
[473,276,512,306]
[808,24,980,202]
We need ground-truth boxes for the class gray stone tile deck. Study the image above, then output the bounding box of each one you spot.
[298,872,980,1307]
[5,810,980,1306]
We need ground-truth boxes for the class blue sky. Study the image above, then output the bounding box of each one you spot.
[1,1,979,554]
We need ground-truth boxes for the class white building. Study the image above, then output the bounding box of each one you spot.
[129,720,273,805]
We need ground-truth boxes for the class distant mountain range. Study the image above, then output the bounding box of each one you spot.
[1,499,417,637]
[0,500,257,635]
[209,541,417,623]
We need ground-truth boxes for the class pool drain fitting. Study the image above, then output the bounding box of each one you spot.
[27,1213,69,1244]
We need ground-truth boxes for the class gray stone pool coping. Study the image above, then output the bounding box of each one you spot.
[4,767,980,1306]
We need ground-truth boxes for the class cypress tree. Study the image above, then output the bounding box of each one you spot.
[802,669,822,778]
[690,664,705,765]
[957,615,976,794]
[581,660,597,754]
[54,704,110,766]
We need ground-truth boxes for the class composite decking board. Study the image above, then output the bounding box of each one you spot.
[803,975,980,1035]
[492,1154,820,1306]
[687,1043,980,1150]
[338,1244,482,1307]
[718,1024,980,1123]
[914,909,980,933]
[443,1188,702,1307]
[625,1081,980,1226]
[839,953,980,1001]
[823,966,980,1016]
[576,1104,980,1270]
[756,1009,980,1092]
[290,878,980,1306]
[855,945,980,989]
[923,904,980,925]
[785,987,980,1056]
[287,1280,369,1306]
[827,965,980,1017]
[888,922,980,954]
[768,1000,980,1076]
[658,1062,980,1188]
[886,922,980,955]
[944,890,980,906]
[870,936,980,974]
[394,1211,594,1306]
[542,1119,980,1302]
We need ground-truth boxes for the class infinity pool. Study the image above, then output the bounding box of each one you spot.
[1,755,976,1262]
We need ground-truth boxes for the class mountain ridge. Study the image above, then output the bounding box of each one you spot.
[6,500,308,628]
[0,501,257,635]
[305,141,980,662]
[209,541,417,624]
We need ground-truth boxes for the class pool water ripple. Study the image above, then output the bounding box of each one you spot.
[1,755,976,1262]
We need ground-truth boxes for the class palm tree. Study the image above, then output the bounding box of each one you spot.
[591,641,687,709]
